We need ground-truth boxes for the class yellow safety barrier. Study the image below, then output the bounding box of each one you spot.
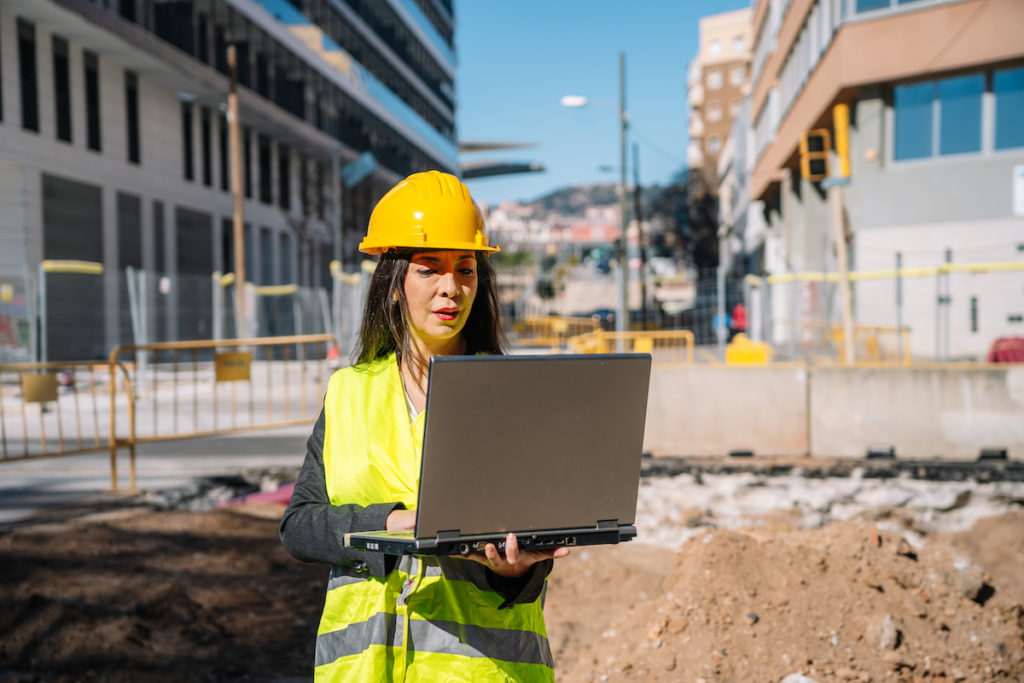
[107,333,337,491]
[567,330,695,364]
[0,360,117,463]
[511,316,601,350]
[774,319,911,365]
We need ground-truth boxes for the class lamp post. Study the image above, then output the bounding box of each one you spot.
[561,51,630,337]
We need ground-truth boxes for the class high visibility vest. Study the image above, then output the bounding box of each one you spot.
[318,352,554,682]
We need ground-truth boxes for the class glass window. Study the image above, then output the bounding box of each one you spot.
[52,36,71,142]
[707,70,723,91]
[709,39,722,57]
[17,18,38,132]
[84,51,101,151]
[708,136,721,154]
[125,71,140,164]
[938,74,983,156]
[200,107,212,185]
[732,36,744,53]
[856,0,890,12]
[893,81,933,160]
[181,103,193,181]
[707,101,722,122]
[730,66,745,87]
[994,66,1024,150]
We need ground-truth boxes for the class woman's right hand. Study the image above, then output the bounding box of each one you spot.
[386,509,416,531]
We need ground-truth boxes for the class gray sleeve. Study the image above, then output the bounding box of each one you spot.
[488,559,554,609]
[279,408,404,578]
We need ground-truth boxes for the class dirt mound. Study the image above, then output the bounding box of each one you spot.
[2,499,1022,682]
[549,514,1024,682]
[0,506,324,682]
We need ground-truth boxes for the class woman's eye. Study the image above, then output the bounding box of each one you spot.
[417,268,436,276]
[459,268,475,276]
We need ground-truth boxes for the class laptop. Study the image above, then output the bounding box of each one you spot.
[345,353,652,556]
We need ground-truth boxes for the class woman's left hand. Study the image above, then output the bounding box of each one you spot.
[460,532,570,578]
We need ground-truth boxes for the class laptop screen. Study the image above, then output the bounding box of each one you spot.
[414,354,651,539]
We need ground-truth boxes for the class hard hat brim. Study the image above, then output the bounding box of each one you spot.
[358,237,500,256]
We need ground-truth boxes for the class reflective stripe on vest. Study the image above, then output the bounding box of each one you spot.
[318,353,553,682]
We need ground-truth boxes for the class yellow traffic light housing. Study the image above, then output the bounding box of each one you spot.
[799,129,831,181]
[833,103,850,178]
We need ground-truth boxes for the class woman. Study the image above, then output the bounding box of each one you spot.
[280,171,568,681]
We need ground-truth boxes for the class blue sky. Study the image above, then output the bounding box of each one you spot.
[455,0,751,206]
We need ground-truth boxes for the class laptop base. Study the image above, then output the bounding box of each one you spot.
[346,524,637,556]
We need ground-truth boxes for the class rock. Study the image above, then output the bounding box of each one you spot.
[780,674,818,683]
[865,614,900,650]
[951,557,986,602]
[747,612,760,625]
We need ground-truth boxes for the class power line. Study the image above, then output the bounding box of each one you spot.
[630,127,686,168]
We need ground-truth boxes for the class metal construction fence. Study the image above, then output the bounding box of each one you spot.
[1,261,372,365]
[0,334,337,491]
[745,260,1024,363]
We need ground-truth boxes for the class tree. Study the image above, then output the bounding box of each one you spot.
[646,167,719,269]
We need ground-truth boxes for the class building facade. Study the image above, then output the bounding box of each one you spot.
[739,0,1024,360]
[686,8,753,180]
[0,0,457,359]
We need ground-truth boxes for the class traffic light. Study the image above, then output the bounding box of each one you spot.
[833,103,850,178]
[799,129,831,181]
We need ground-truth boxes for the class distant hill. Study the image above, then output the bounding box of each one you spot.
[511,181,669,220]
[531,183,619,214]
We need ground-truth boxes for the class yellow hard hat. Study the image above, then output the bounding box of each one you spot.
[359,170,500,255]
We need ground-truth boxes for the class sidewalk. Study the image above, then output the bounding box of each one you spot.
[0,424,310,526]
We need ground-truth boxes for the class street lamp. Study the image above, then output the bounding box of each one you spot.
[561,52,629,338]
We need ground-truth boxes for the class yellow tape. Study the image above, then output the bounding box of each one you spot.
[758,260,1023,285]
[253,284,298,296]
[41,260,103,275]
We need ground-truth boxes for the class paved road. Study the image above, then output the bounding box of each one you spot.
[0,424,311,526]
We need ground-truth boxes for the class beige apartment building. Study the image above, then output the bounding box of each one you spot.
[738,0,1024,361]
[687,8,753,181]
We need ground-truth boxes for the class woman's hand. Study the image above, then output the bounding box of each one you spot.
[461,532,570,578]
[386,509,416,531]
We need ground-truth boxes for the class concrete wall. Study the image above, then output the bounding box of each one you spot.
[644,364,1024,461]
[810,365,1024,460]
[644,364,809,457]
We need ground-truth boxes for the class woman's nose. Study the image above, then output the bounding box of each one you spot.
[438,271,457,297]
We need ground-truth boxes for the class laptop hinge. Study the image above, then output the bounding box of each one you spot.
[436,530,461,542]
[596,519,619,530]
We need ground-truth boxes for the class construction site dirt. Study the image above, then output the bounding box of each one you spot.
[1,460,1023,682]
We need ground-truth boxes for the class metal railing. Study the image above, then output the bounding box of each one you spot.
[567,330,695,364]
[772,320,911,365]
[510,316,602,350]
[0,360,115,461]
[108,333,337,491]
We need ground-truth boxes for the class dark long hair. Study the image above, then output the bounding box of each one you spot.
[352,250,507,365]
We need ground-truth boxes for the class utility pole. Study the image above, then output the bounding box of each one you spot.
[818,103,855,364]
[227,45,246,338]
[617,51,629,338]
[633,142,648,328]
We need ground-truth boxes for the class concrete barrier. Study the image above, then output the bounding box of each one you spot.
[644,364,809,457]
[810,365,1024,460]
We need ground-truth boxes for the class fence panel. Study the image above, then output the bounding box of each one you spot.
[0,362,112,461]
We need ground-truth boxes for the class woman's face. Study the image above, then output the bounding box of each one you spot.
[402,250,478,347]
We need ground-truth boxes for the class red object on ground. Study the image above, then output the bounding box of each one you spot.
[987,337,1024,363]
[220,482,296,507]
